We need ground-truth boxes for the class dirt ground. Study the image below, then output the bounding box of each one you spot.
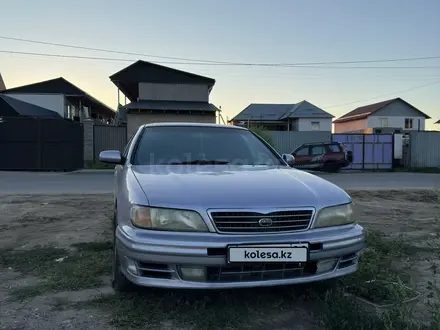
[0,190,439,330]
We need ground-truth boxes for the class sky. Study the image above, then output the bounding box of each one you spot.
[0,0,439,129]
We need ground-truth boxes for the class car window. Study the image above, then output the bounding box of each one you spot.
[123,133,136,158]
[132,126,284,166]
[311,146,326,155]
[294,147,309,156]
[328,144,341,153]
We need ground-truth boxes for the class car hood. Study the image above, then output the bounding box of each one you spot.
[131,165,351,210]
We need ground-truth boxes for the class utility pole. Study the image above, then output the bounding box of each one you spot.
[217,106,226,125]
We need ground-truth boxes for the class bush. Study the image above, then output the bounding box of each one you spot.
[250,126,276,149]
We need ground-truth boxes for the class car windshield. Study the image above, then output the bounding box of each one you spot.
[132,126,284,166]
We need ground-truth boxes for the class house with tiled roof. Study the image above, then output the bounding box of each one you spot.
[333,97,431,133]
[230,100,334,131]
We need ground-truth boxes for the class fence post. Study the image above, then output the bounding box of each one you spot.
[37,118,42,170]
[362,134,366,170]
[83,119,95,164]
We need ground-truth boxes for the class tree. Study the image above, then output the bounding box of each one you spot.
[249,126,276,149]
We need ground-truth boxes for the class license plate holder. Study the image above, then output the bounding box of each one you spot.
[227,243,309,264]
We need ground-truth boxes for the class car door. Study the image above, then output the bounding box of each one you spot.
[309,145,327,169]
[291,146,311,169]
[326,143,345,164]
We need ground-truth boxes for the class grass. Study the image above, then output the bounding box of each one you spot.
[68,230,437,330]
[2,195,440,329]
[347,279,416,305]
[80,290,257,330]
[317,191,440,330]
[0,242,112,301]
[3,230,438,329]
[314,232,431,330]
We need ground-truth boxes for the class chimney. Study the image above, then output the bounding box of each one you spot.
[0,73,5,91]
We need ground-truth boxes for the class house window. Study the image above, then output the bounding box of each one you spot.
[311,121,320,131]
[380,118,388,127]
[405,118,413,129]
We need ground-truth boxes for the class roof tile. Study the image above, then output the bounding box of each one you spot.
[333,97,431,123]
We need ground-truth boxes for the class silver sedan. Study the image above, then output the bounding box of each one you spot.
[100,123,365,291]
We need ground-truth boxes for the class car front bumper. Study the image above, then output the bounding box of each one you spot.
[115,224,365,289]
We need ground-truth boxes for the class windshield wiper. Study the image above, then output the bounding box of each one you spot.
[168,160,229,165]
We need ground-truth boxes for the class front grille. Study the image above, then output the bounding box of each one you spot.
[209,210,314,233]
[207,262,317,282]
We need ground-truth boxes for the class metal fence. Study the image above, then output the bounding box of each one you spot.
[269,131,332,154]
[269,131,394,170]
[93,124,127,162]
[89,127,440,169]
[0,117,84,171]
[333,134,393,170]
[408,131,440,168]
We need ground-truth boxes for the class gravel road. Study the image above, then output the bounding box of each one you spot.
[0,170,439,195]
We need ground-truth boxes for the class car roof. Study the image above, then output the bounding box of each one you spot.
[140,122,248,130]
[299,141,340,146]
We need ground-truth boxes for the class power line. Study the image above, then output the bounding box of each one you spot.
[1,35,440,67]
[325,79,440,109]
[0,50,134,62]
[0,36,228,64]
[2,49,440,69]
[5,49,440,81]
[1,39,438,115]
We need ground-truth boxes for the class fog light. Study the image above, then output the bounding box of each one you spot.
[316,259,337,274]
[124,257,139,276]
[180,267,206,281]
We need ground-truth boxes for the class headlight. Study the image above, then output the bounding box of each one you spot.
[313,203,355,228]
[130,205,209,232]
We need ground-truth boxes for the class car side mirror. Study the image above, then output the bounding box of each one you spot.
[99,150,124,164]
[282,154,295,166]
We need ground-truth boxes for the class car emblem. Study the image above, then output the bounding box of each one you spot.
[258,218,273,227]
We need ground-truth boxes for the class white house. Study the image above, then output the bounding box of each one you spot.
[333,98,431,133]
[230,100,334,131]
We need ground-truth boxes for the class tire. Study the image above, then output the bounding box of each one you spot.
[112,208,135,292]
[323,162,341,173]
